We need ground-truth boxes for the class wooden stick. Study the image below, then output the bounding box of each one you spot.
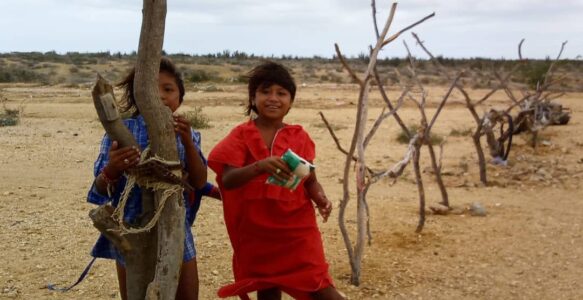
[334,44,363,86]
[382,12,435,47]
[373,67,411,137]
[363,88,408,148]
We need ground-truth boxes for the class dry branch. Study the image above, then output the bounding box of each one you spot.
[331,1,434,285]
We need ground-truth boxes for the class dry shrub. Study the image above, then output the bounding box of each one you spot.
[0,94,24,127]
[182,107,211,129]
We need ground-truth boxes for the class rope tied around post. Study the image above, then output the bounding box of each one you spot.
[111,146,186,235]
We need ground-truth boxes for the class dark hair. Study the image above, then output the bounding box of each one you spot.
[117,57,185,116]
[245,61,296,116]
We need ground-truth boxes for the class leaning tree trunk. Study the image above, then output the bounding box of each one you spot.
[91,77,158,300]
[426,143,448,207]
[472,129,488,185]
[132,1,185,299]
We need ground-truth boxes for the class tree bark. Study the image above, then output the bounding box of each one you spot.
[426,143,448,207]
[131,1,185,299]
[412,143,426,233]
[91,75,158,300]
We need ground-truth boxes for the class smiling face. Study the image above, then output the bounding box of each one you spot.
[253,83,292,121]
[158,71,181,112]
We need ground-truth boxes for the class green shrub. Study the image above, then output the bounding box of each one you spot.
[520,61,552,89]
[449,127,473,137]
[182,107,211,129]
[0,67,47,83]
[396,125,444,145]
[0,95,22,127]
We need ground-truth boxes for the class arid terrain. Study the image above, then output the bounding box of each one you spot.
[1,81,582,300]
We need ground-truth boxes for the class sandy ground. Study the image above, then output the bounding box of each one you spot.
[1,83,582,299]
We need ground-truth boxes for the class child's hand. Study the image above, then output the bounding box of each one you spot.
[106,141,141,177]
[316,195,333,223]
[256,156,292,181]
[173,115,192,142]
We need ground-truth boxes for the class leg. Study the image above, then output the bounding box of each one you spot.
[176,258,199,300]
[115,262,127,300]
[258,288,282,300]
[311,286,345,300]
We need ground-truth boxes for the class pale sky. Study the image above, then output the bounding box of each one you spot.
[0,0,581,59]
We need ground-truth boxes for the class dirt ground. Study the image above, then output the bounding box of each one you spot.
[1,83,582,299]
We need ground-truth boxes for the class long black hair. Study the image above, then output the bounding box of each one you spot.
[117,57,185,116]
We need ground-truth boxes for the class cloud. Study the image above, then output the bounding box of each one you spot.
[0,0,580,58]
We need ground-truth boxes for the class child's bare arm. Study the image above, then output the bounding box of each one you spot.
[222,156,292,190]
[304,172,332,222]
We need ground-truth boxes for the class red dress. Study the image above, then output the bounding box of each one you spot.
[208,120,333,299]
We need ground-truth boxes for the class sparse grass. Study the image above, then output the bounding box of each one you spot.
[186,69,222,83]
[0,93,24,127]
[396,126,417,144]
[183,107,211,129]
[458,160,469,173]
[396,125,444,145]
[313,122,347,131]
[193,85,223,92]
[449,127,473,137]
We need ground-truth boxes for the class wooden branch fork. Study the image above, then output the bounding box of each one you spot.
[324,0,434,286]
[90,1,185,299]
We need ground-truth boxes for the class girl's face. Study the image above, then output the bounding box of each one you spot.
[254,83,292,121]
[159,71,181,112]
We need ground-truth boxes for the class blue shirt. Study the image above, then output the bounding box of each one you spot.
[87,115,208,262]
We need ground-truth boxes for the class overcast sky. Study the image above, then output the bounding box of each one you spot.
[0,0,581,59]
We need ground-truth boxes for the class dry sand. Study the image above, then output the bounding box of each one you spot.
[1,83,582,299]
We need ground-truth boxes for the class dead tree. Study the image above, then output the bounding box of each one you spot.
[411,33,528,185]
[319,1,434,286]
[502,41,570,148]
[90,1,185,299]
[394,41,462,227]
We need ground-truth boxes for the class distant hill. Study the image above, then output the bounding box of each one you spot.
[1,51,581,91]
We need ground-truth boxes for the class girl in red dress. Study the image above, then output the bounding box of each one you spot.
[208,62,344,300]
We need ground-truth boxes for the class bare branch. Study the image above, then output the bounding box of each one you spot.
[318,111,374,175]
[371,0,380,40]
[370,135,419,184]
[437,141,445,170]
[373,67,411,138]
[518,38,525,60]
[382,12,436,47]
[542,92,566,102]
[543,40,568,86]
[427,73,463,131]
[334,44,363,86]
[318,111,357,161]
[363,88,409,147]
[411,32,449,77]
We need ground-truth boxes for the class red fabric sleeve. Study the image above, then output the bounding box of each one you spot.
[208,124,248,179]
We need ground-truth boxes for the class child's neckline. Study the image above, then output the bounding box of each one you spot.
[252,118,287,130]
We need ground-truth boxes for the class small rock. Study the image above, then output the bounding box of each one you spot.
[429,204,450,215]
[211,270,219,276]
[469,202,487,217]
[2,191,13,196]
